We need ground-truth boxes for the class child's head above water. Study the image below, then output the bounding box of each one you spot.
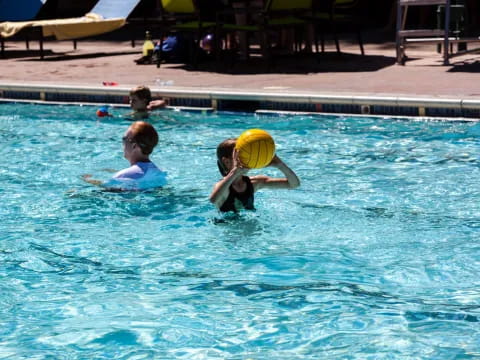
[129,85,152,112]
[126,121,158,155]
[216,138,237,176]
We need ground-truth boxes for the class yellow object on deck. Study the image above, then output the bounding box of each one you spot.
[0,13,125,40]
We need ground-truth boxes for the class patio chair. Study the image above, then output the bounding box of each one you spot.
[215,0,312,68]
[0,0,143,59]
[307,0,366,55]
[154,0,217,68]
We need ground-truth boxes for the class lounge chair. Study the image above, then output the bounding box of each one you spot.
[0,0,50,56]
[0,0,99,55]
[0,0,142,58]
[0,0,45,22]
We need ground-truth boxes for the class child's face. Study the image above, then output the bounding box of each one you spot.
[129,94,149,112]
[122,128,135,160]
[222,156,233,172]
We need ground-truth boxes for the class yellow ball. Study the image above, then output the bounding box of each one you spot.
[236,129,275,169]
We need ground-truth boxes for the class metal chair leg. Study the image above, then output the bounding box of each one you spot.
[40,32,44,60]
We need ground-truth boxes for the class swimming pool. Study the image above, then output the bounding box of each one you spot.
[1,102,479,359]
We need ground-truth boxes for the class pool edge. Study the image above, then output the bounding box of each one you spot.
[1,82,479,120]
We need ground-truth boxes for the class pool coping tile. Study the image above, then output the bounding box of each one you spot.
[0,82,479,120]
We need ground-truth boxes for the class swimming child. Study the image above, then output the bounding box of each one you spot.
[127,85,166,120]
[209,138,300,212]
[83,121,167,191]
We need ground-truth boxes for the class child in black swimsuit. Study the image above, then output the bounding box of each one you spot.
[209,138,300,212]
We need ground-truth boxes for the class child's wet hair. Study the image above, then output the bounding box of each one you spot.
[216,138,236,176]
[130,85,152,103]
[129,121,158,155]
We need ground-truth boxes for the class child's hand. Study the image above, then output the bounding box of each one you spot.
[82,174,103,186]
[233,149,249,175]
[147,99,167,110]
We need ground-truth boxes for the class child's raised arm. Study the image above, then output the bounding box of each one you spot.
[250,155,300,191]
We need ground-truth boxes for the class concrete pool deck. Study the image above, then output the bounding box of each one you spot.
[1,35,480,117]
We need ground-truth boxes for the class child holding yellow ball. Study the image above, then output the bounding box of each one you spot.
[209,138,300,212]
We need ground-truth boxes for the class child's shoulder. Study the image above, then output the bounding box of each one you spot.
[125,111,149,120]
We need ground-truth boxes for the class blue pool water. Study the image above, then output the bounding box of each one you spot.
[1,102,480,359]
